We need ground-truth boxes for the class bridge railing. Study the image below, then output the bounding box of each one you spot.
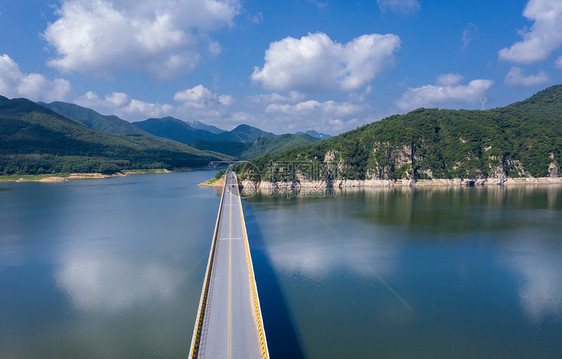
[188,173,227,358]
[234,174,270,359]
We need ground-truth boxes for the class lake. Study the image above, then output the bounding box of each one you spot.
[1,170,561,358]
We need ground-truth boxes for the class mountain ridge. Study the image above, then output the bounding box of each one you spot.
[296,130,331,139]
[190,133,321,160]
[0,97,230,175]
[39,101,150,135]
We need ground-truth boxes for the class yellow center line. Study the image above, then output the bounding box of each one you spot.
[227,175,233,359]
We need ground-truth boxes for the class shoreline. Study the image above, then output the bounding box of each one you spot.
[235,176,562,189]
[197,175,562,191]
[199,176,226,188]
[0,169,172,183]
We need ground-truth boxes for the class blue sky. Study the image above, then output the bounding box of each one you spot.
[0,0,561,135]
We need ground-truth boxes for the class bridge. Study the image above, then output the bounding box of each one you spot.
[208,160,245,169]
[189,171,269,358]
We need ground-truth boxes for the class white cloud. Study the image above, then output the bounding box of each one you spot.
[498,0,562,63]
[377,0,420,14]
[436,73,464,87]
[71,85,290,134]
[173,84,233,108]
[43,0,240,78]
[263,98,373,134]
[207,41,222,56]
[0,54,71,101]
[266,100,348,116]
[247,11,263,24]
[75,84,233,122]
[251,32,400,92]
[75,85,379,134]
[76,91,173,120]
[504,67,550,86]
[461,23,478,50]
[173,84,214,103]
[308,0,328,9]
[555,56,562,69]
[396,75,494,111]
[248,91,306,105]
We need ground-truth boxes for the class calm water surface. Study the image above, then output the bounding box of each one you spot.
[1,171,561,358]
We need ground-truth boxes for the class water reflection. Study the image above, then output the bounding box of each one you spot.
[250,185,562,233]
[247,184,562,358]
[56,242,179,312]
[504,239,562,323]
[2,175,561,359]
[248,197,400,281]
[0,171,219,359]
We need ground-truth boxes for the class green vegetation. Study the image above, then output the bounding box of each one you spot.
[228,124,275,143]
[295,130,332,139]
[236,85,561,182]
[133,118,275,144]
[200,168,227,185]
[132,116,319,160]
[214,169,227,179]
[190,133,321,160]
[0,96,231,175]
[0,173,68,181]
[190,139,251,158]
[39,101,149,135]
[133,116,235,144]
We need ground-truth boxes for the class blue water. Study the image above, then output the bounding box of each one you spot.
[1,172,561,358]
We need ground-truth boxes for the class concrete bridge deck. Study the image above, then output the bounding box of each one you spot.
[189,171,269,359]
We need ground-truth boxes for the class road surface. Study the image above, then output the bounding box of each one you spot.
[189,171,268,359]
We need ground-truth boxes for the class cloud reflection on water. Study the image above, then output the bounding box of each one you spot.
[56,242,179,312]
[505,239,562,324]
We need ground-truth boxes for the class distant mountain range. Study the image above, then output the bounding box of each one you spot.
[133,117,321,158]
[237,85,562,183]
[1,96,231,175]
[0,98,327,175]
[190,134,322,160]
[39,101,149,136]
[5,86,561,179]
[296,130,331,139]
[133,117,275,144]
[190,120,225,134]
[36,101,323,160]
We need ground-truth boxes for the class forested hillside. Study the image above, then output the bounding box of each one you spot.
[191,133,321,160]
[39,101,149,135]
[237,85,561,182]
[0,96,230,175]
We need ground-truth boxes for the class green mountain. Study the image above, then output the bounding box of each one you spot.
[190,120,225,134]
[190,140,251,158]
[295,130,332,140]
[229,124,275,142]
[39,101,149,135]
[133,117,276,147]
[0,96,230,175]
[237,85,561,182]
[133,116,242,143]
[191,133,321,160]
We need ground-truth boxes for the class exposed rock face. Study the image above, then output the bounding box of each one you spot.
[37,177,67,182]
[240,147,561,189]
[549,162,560,177]
[241,177,562,190]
